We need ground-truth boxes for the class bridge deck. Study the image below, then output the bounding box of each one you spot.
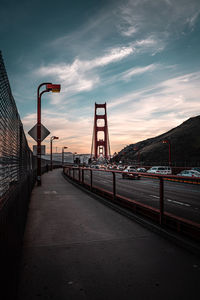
[18,169,200,299]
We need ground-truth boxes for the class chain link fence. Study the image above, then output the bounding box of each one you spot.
[0,52,54,299]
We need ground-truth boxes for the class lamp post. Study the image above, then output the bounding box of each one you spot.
[62,146,68,166]
[73,152,77,164]
[37,83,61,186]
[162,139,171,166]
[50,136,59,171]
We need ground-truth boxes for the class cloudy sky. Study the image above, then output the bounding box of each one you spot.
[1,0,200,154]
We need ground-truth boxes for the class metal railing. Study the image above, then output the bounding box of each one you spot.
[63,166,200,242]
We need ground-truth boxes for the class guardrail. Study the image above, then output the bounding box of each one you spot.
[63,166,200,242]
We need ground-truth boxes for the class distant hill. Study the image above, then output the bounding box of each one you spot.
[114,115,200,167]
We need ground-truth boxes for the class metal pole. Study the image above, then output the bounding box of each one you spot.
[62,147,64,166]
[159,177,164,225]
[37,93,41,185]
[169,142,171,166]
[79,167,81,183]
[82,168,84,184]
[113,172,116,201]
[138,151,140,167]
[37,82,51,186]
[50,138,53,171]
[90,169,93,191]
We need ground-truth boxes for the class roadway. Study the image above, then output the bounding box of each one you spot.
[81,170,200,224]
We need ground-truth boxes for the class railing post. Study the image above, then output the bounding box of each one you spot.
[90,169,93,191]
[82,168,84,185]
[159,177,164,225]
[69,167,72,178]
[113,172,116,201]
[73,168,75,180]
[79,167,81,183]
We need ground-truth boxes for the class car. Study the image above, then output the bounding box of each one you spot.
[99,165,106,170]
[112,165,117,169]
[137,167,146,172]
[147,166,172,175]
[90,165,99,169]
[122,166,141,179]
[107,164,113,169]
[117,165,124,171]
[177,170,200,177]
[192,167,200,173]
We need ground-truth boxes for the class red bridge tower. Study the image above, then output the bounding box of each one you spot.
[91,103,111,160]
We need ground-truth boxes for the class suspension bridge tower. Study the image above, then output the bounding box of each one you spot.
[91,102,111,160]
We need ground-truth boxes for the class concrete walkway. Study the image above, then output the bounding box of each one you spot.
[18,169,200,300]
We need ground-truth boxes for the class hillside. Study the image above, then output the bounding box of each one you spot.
[114,115,200,167]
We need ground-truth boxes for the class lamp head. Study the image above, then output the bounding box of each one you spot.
[51,136,59,140]
[46,83,61,93]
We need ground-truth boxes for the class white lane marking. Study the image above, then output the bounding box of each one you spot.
[167,199,191,207]
[150,195,159,199]
[150,195,191,207]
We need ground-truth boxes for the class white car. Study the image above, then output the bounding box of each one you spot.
[117,165,124,170]
[137,167,146,172]
[122,166,141,179]
[147,166,172,175]
[177,170,200,177]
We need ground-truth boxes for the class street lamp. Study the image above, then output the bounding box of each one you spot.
[73,152,77,164]
[50,136,59,171]
[37,83,61,185]
[162,139,171,166]
[62,146,68,166]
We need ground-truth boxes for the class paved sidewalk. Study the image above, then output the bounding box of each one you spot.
[18,169,200,300]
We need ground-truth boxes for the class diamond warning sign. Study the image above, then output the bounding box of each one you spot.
[28,124,50,142]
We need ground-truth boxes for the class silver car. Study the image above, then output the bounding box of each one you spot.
[177,170,200,177]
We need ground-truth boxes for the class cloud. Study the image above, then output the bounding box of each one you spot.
[106,71,200,151]
[90,46,134,67]
[35,48,133,103]
[37,45,134,79]
[117,0,200,40]
[186,10,200,29]
[121,25,137,37]
[33,35,162,106]
[122,64,157,80]
[109,71,200,109]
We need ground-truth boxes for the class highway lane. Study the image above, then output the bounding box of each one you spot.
[80,170,200,224]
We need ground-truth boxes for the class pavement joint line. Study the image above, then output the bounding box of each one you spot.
[62,171,200,257]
